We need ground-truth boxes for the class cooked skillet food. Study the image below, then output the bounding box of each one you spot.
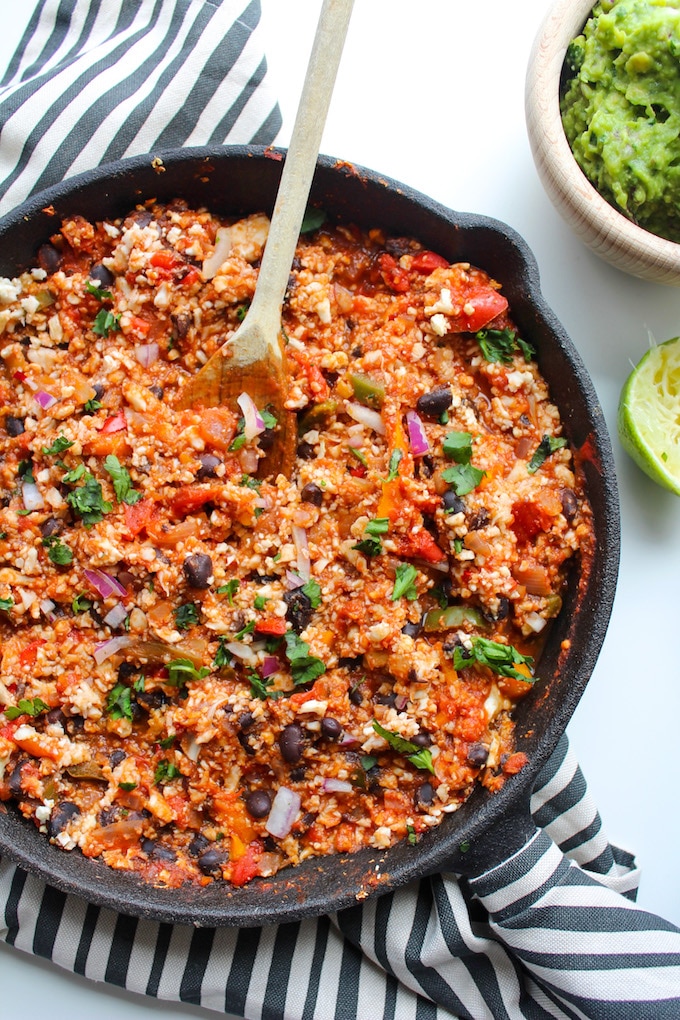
[0,201,593,888]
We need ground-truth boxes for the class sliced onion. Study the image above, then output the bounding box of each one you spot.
[93,635,131,665]
[103,603,128,628]
[339,732,360,747]
[406,410,429,456]
[84,568,128,600]
[261,656,280,678]
[292,525,311,582]
[40,598,56,621]
[322,778,353,794]
[237,392,265,441]
[134,343,159,367]
[394,694,408,711]
[265,786,301,839]
[202,227,232,280]
[346,402,385,435]
[285,570,305,590]
[223,640,257,666]
[22,481,45,511]
[183,734,201,762]
[525,611,547,634]
[34,389,57,410]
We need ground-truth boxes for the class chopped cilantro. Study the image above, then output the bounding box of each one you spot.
[158,735,176,749]
[65,472,112,526]
[83,397,103,413]
[348,446,368,467]
[62,463,86,484]
[17,459,35,484]
[213,636,231,670]
[442,430,473,464]
[103,455,142,505]
[240,473,261,491]
[475,327,535,364]
[352,536,383,557]
[527,435,568,475]
[353,517,389,558]
[390,563,418,601]
[236,303,249,322]
[284,630,326,686]
[360,755,377,771]
[229,433,247,452]
[154,759,180,784]
[41,434,74,456]
[261,409,277,429]
[92,308,120,337]
[118,781,137,791]
[386,449,403,481]
[441,463,485,496]
[407,824,419,845]
[133,675,146,693]
[254,594,269,611]
[372,721,435,773]
[42,534,73,566]
[86,281,112,301]
[217,579,239,605]
[301,578,322,609]
[174,602,199,631]
[300,207,326,233]
[166,658,210,687]
[453,636,536,684]
[71,593,92,614]
[234,619,256,641]
[106,683,133,721]
[5,696,49,721]
[0,597,14,613]
[249,672,281,700]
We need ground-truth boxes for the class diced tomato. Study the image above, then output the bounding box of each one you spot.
[230,841,262,887]
[511,499,553,544]
[288,349,330,400]
[502,751,529,775]
[19,638,45,669]
[456,288,508,332]
[197,406,237,451]
[0,721,21,740]
[411,250,449,273]
[378,253,409,292]
[150,250,180,270]
[124,498,156,537]
[180,268,202,288]
[100,409,127,434]
[394,528,446,564]
[254,618,288,636]
[171,484,225,516]
[348,464,367,478]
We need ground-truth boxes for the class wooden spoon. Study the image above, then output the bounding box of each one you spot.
[175,0,355,477]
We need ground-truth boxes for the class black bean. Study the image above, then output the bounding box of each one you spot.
[484,596,510,622]
[109,749,126,768]
[321,717,342,740]
[141,837,156,855]
[135,688,168,712]
[38,243,61,274]
[188,834,210,857]
[279,723,304,763]
[375,691,397,707]
[467,742,489,767]
[117,661,137,683]
[402,619,423,639]
[289,766,307,783]
[284,588,314,633]
[182,553,213,589]
[300,482,323,506]
[196,454,221,479]
[89,263,115,288]
[197,847,229,877]
[415,781,434,808]
[171,313,191,339]
[416,386,453,418]
[5,415,25,436]
[8,759,28,797]
[148,385,164,400]
[258,427,276,452]
[40,517,61,538]
[349,685,363,707]
[66,715,85,734]
[411,730,431,748]
[245,789,272,818]
[238,712,255,731]
[92,382,106,400]
[297,440,316,460]
[48,801,80,839]
[145,840,176,862]
[442,491,465,514]
[467,508,490,531]
[98,806,122,826]
[45,708,66,727]
[560,488,579,522]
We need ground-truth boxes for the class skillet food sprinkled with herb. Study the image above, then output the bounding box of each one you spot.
[0,202,593,887]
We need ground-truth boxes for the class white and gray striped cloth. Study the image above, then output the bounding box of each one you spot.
[1,4,680,1018]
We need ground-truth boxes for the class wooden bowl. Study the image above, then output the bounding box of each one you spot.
[525,0,680,285]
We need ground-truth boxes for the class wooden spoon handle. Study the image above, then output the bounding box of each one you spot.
[246,0,355,340]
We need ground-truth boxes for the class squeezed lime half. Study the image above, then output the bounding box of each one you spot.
[617,336,680,496]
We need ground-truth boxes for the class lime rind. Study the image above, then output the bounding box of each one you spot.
[617,336,680,496]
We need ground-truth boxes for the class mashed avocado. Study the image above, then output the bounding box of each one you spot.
[561,0,680,242]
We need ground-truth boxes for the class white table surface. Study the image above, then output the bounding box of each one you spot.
[1,1,679,1017]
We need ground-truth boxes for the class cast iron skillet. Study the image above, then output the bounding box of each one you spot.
[0,147,619,926]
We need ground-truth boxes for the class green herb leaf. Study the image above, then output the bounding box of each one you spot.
[106,683,133,721]
[229,433,247,452]
[41,434,74,456]
[154,759,180,784]
[390,563,419,601]
[453,636,536,684]
[217,579,239,605]
[387,449,403,481]
[213,636,231,670]
[527,435,568,475]
[301,578,322,609]
[475,327,534,364]
[133,675,146,693]
[42,534,73,565]
[103,454,142,505]
[352,536,383,558]
[365,517,389,536]
[174,602,199,631]
[92,308,120,337]
[372,720,435,773]
[441,463,485,496]
[71,593,92,614]
[234,620,256,641]
[261,409,277,429]
[407,824,418,845]
[442,430,473,464]
[65,472,112,526]
[0,596,14,613]
[360,755,377,771]
[236,303,249,322]
[118,781,137,791]
[348,446,368,467]
[62,463,86,484]
[159,735,176,749]
[83,397,103,413]
[17,459,35,484]
[254,594,268,611]
[166,658,210,687]
[4,696,49,721]
[240,473,261,491]
[249,671,281,700]
[284,630,326,686]
[86,281,113,301]
[300,207,326,233]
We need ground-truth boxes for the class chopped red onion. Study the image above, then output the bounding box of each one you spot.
[237,392,265,440]
[103,603,128,628]
[134,343,159,368]
[339,732,360,747]
[40,598,56,621]
[93,635,131,665]
[34,389,57,410]
[292,525,311,582]
[394,694,409,711]
[202,228,232,280]
[285,570,305,590]
[322,778,353,794]
[83,568,128,600]
[261,656,281,678]
[346,401,385,435]
[406,410,429,456]
[22,481,45,511]
[265,786,301,839]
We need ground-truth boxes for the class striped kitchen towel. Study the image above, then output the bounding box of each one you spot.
[0,0,281,217]
[2,733,680,1019]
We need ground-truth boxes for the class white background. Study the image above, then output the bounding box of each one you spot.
[1,1,679,1017]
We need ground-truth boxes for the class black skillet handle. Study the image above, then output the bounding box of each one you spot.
[436,785,538,879]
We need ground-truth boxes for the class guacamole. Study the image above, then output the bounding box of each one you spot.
[561,0,680,242]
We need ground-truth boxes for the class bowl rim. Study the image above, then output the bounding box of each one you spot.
[525,0,680,283]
